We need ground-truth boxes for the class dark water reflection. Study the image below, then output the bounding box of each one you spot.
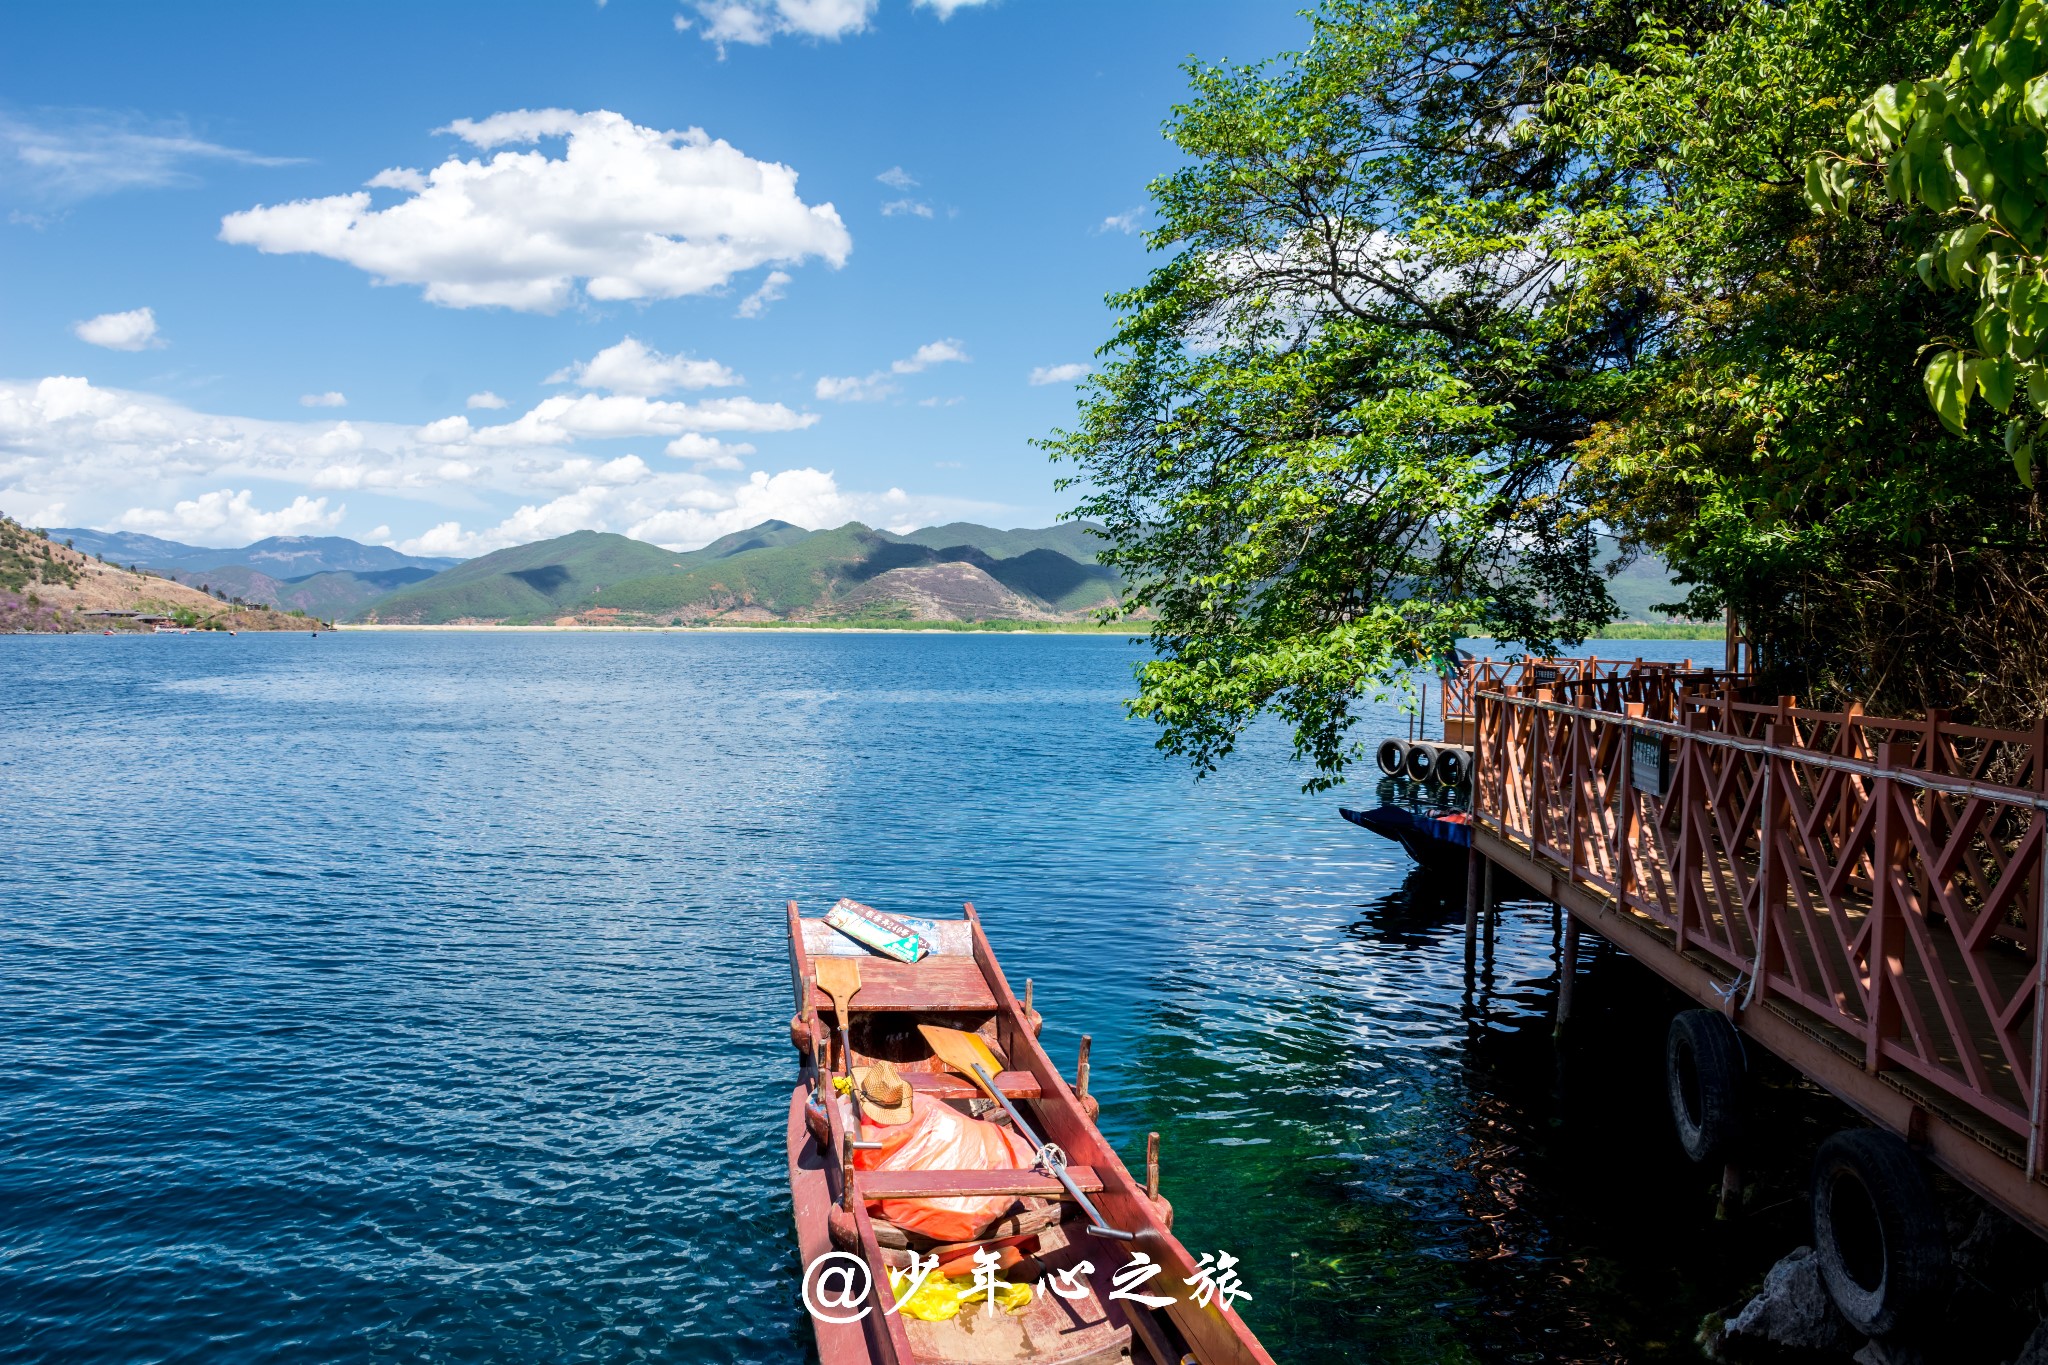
[0,633,1837,1364]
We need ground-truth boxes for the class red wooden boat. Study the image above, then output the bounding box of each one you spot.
[785,900,1277,1365]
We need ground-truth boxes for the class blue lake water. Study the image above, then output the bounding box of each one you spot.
[0,631,1828,1364]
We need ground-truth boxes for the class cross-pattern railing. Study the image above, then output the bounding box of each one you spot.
[1474,676,2048,1172]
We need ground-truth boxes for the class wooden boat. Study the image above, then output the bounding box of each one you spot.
[785,900,1276,1365]
[1339,803,1471,873]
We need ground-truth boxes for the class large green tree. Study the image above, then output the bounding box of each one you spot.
[1055,0,2038,787]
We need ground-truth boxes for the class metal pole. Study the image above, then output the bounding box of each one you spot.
[970,1061,1132,1241]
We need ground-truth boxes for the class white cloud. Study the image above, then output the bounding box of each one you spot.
[892,338,968,373]
[876,166,917,190]
[917,396,964,407]
[219,109,851,312]
[882,198,933,218]
[466,390,508,409]
[736,269,791,319]
[1029,362,1090,386]
[815,337,968,402]
[73,307,164,351]
[1098,208,1144,235]
[0,374,997,571]
[115,488,343,545]
[1,110,298,204]
[665,433,755,470]
[299,390,347,407]
[460,392,816,445]
[912,0,994,15]
[687,0,877,51]
[814,374,896,402]
[548,337,739,396]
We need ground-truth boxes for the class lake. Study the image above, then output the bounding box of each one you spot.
[0,631,1829,1364]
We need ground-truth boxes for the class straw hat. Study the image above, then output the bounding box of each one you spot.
[852,1060,915,1126]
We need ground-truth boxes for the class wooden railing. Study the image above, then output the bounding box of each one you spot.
[1473,677,2048,1170]
[1442,654,1707,724]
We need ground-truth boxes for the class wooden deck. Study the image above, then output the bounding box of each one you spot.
[1468,666,2048,1238]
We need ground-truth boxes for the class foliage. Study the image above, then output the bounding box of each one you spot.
[1044,0,1656,788]
[1809,0,2048,486]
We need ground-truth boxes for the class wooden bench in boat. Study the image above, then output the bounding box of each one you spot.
[802,956,997,1014]
[903,1069,1040,1100]
[855,1165,1103,1201]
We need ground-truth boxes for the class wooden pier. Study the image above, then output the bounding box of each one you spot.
[1460,660,2048,1239]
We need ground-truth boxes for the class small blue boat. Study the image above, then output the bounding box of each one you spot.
[1339,803,1471,872]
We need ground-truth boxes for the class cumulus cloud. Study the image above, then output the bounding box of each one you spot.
[882,198,933,218]
[876,166,917,190]
[548,337,739,396]
[72,307,164,352]
[299,390,347,407]
[815,337,969,403]
[396,467,974,558]
[892,338,968,374]
[665,432,755,470]
[451,392,816,446]
[218,108,851,312]
[116,488,343,545]
[1028,362,1090,386]
[0,374,997,573]
[736,269,791,319]
[814,373,895,402]
[1,109,298,204]
[912,0,995,15]
[686,0,878,51]
[1098,208,1144,235]
[467,390,508,409]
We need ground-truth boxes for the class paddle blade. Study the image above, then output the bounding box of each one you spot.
[918,1024,1003,1095]
[814,957,861,1024]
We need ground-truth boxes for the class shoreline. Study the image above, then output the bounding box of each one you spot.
[336,622,1134,635]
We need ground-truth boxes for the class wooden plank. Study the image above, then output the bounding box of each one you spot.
[904,1068,1041,1100]
[804,955,995,1013]
[856,1165,1102,1201]
[785,1086,878,1365]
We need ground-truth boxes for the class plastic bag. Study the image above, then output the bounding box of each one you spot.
[887,1268,1033,1322]
[842,1093,1037,1243]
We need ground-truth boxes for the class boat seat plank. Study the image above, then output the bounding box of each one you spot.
[904,1069,1041,1100]
[857,1165,1103,1201]
[804,956,995,1013]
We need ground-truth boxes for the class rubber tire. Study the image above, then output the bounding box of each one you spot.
[1432,746,1472,787]
[1666,1009,1744,1165]
[1377,738,1408,776]
[1404,742,1439,783]
[1810,1128,1947,1337]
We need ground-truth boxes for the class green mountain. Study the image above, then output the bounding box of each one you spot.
[357,521,1123,625]
[166,565,444,620]
[363,530,687,623]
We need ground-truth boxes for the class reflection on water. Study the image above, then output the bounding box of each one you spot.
[0,633,1839,1364]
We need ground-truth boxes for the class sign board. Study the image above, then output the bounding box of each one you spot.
[1632,731,1671,799]
[1530,664,1562,688]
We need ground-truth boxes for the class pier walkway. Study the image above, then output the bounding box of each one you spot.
[1462,660,2048,1237]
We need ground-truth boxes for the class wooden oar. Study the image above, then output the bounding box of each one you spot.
[918,1023,1134,1242]
[815,956,862,1076]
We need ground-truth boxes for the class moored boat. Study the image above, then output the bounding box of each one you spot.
[1339,803,1470,873]
[784,900,1276,1365]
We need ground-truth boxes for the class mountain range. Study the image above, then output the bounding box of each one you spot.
[36,519,1701,628]
[47,530,461,622]
[360,520,1122,625]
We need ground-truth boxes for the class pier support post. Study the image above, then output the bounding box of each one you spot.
[1554,914,1579,1036]
[1716,1161,1743,1220]
[1464,843,1481,969]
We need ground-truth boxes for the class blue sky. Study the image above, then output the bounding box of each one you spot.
[0,0,1304,554]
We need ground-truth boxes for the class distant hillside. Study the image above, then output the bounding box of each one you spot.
[359,520,1125,626]
[53,528,459,577]
[162,564,441,620]
[1,514,332,631]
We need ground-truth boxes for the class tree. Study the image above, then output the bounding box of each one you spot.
[1044,0,1655,787]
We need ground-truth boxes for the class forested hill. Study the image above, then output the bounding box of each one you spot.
[358,520,1127,625]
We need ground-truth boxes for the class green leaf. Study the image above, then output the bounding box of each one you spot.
[2017,439,2036,488]
[1926,349,1971,433]
[1945,222,1994,287]
[1976,305,2013,358]
[1982,354,2019,410]
[1803,158,1834,213]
